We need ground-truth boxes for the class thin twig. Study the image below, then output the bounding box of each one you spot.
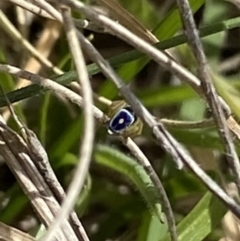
[0,220,36,241]
[0,64,106,122]
[159,118,215,129]
[122,137,177,240]
[95,0,158,43]
[15,5,28,40]
[218,53,240,73]
[2,81,89,241]
[25,129,89,241]
[7,0,53,19]
[31,0,63,21]
[7,0,104,32]
[0,9,62,75]
[39,6,94,241]
[176,0,240,195]
[0,123,67,241]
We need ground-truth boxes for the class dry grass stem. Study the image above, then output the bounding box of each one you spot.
[159,118,215,129]
[10,0,104,32]
[0,122,73,241]
[0,92,88,240]
[122,137,178,241]
[0,9,62,75]
[0,64,106,122]
[39,6,94,241]
[0,221,36,241]
[176,0,240,195]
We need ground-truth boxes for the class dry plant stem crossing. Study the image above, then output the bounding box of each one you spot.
[2,0,240,237]
[63,0,201,92]
[0,95,85,241]
[7,0,54,19]
[74,20,182,166]
[10,0,110,108]
[0,9,62,75]
[39,6,94,241]
[74,28,179,241]
[42,4,175,240]
[32,0,63,21]
[0,63,105,240]
[0,64,106,121]
[62,0,232,116]
[0,122,73,241]
[0,64,177,241]
[54,0,240,219]
[0,61,240,234]
[176,0,240,195]
[7,0,104,32]
[42,8,180,239]
[24,128,89,241]
[0,221,36,241]
[123,137,177,236]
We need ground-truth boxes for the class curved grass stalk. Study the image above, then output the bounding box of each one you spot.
[95,144,167,227]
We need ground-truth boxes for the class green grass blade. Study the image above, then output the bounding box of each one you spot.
[139,85,197,107]
[40,92,51,145]
[212,73,240,119]
[94,144,166,225]
[163,192,227,241]
[137,212,168,241]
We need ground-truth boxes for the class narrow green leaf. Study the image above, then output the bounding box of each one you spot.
[212,73,240,119]
[94,144,166,226]
[0,186,28,223]
[35,224,46,239]
[139,85,197,107]
[154,0,205,41]
[50,115,83,158]
[163,192,227,241]
[137,212,168,241]
[40,92,51,145]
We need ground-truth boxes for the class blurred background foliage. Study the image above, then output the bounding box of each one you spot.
[0,0,240,240]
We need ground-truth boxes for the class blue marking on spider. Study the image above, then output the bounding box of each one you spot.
[108,107,136,134]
